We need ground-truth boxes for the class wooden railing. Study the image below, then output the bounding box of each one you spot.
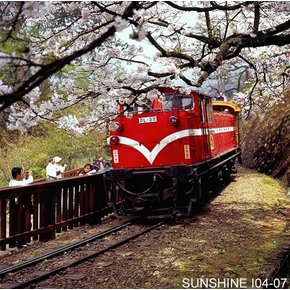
[0,173,112,250]
[33,167,81,183]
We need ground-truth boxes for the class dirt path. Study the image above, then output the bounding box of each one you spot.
[0,166,289,288]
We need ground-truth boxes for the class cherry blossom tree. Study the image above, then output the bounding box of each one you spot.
[0,1,290,133]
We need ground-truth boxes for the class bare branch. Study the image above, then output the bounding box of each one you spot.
[204,10,212,38]
[146,32,197,66]
[165,1,255,12]
[253,2,260,33]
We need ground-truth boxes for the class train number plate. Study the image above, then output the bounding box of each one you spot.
[138,116,157,124]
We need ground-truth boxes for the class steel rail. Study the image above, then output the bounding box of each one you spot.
[0,220,134,277]
[11,222,164,289]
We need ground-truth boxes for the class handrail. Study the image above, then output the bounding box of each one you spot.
[0,172,111,251]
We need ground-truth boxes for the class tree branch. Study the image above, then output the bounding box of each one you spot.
[0,2,141,112]
[146,32,197,66]
[1,2,24,42]
[253,2,260,33]
[165,1,255,12]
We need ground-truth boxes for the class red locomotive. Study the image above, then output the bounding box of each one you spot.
[105,87,241,218]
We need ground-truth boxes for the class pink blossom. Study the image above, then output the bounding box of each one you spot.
[114,16,129,32]
[81,7,91,21]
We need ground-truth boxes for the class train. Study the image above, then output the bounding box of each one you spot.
[104,87,241,219]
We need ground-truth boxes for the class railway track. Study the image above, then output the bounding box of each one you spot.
[0,220,164,289]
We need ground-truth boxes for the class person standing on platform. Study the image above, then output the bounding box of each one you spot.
[46,157,57,181]
[9,167,33,248]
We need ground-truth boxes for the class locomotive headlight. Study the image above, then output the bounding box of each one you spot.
[110,136,120,145]
[169,116,179,126]
[109,121,123,132]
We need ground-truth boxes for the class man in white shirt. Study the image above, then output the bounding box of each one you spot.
[8,167,33,248]
[9,167,33,187]
[46,157,57,181]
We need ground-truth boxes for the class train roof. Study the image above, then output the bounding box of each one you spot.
[158,86,212,99]
[212,101,240,113]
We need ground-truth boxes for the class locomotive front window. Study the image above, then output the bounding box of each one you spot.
[182,97,194,109]
[163,100,173,110]
[163,93,193,110]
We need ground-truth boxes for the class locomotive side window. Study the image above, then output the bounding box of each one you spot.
[199,96,205,123]
[205,98,213,122]
[199,95,212,123]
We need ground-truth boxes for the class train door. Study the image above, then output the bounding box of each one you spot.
[185,92,199,164]
[198,94,211,160]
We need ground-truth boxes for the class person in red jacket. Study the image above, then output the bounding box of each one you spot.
[151,95,163,110]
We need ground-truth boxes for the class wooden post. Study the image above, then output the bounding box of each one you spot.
[74,184,80,227]
[32,194,39,241]
[39,190,55,241]
[84,184,90,218]
[9,198,17,248]
[0,200,7,251]
[39,192,48,241]
[49,189,56,240]
[56,188,62,233]
[62,187,68,231]
[89,183,97,225]
[79,184,85,226]
[68,186,74,229]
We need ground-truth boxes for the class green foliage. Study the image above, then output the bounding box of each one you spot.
[0,123,108,186]
[0,37,29,55]
[0,32,30,84]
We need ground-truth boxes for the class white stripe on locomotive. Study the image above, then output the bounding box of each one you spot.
[113,127,234,164]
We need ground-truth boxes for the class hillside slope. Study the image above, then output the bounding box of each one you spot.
[241,91,290,186]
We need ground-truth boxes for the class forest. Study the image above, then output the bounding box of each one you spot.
[0,1,289,186]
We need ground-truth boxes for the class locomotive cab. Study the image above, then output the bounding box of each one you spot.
[108,88,212,168]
